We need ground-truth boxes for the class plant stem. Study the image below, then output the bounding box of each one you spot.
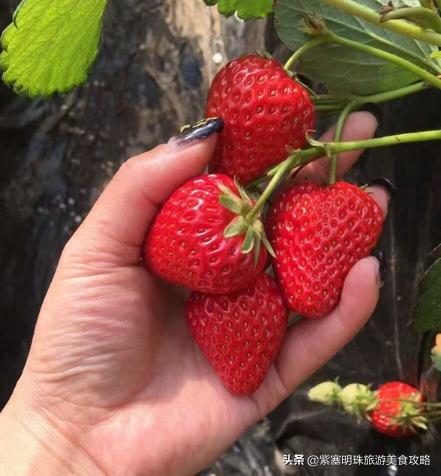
[428,416,441,423]
[245,148,320,221]
[322,0,441,46]
[328,129,441,153]
[418,411,441,417]
[284,38,328,71]
[329,102,356,184]
[326,31,441,90]
[326,82,429,182]
[315,104,347,112]
[380,7,441,33]
[415,401,441,407]
[315,82,428,114]
[315,94,343,101]
[396,399,441,407]
[245,156,299,221]
[352,81,428,104]
[246,129,441,210]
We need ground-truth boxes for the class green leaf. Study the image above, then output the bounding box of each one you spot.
[414,286,441,332]
[224,216,248,238]
[203,0,273,20]
[261,233,276,258]
[274,0,438,95]
[241,228,256,254]
[1,0,108,97]
[421,257,441,293]
[219,194,242,214]
[414,257,441,332]
[253,237,261,267]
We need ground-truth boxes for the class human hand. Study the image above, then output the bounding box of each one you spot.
[0,112,391,476]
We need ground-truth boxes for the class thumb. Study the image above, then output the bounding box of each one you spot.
[65,119,223,265]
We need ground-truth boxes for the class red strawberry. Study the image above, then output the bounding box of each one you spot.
[186,273,288,395]
[206,55,315,184]
[267,182,384,318]
[143,174,268,294]
[370,382,426,438]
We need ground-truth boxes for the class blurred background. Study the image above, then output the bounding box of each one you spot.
[1,0,441,474]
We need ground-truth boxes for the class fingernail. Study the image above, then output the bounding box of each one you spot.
[360,103,384,125]
[371,248,387,285]
[170,117,224,146]
[368,177,397,200]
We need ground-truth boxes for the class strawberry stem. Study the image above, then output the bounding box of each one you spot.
[284,38,328,71]
[315,104,346,112]
[245,148,320,221]
[323,81,430,184]
[315,82,428,114]
[399,400,441,408]
[427,416,441,423]
[329,101,356,184]
[351,81,429,104]
[247,129,441,209]
[380,6,441,32]
[328,129,441,153]
[323,0,441,46]
[419,411,441,418]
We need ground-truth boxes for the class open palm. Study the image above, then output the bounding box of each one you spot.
[8,112,388,476]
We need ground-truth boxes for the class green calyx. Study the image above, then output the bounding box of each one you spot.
[218,181,275,265]
[339,383,377,419]
[390,395,428,432]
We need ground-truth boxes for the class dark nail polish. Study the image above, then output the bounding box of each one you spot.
[371,248,387,284]
[368,177,397,199]
[173,117,224,145]
[360,103,384,124]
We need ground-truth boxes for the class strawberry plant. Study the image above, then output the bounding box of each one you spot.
[308,380,432,439]
[3,0,441,398]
